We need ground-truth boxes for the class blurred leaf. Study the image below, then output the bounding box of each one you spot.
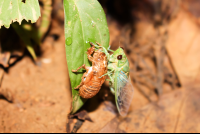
[166,9,200,85]
[63,0,109,114]
[12,21,39,60]
[115,86,200,133]
[38,0,52,39]
[0,0,40,29]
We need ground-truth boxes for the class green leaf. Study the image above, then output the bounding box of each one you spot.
[63,0,110,114]
[0,0,41,28]
[12,21,38,60]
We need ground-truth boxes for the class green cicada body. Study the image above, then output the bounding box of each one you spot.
[106,47,134,116]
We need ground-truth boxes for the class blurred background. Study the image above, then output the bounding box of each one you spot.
[1,0,200,133]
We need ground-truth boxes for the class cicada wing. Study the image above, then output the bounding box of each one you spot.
[115,71,134,117]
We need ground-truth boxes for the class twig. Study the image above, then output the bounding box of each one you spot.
[131,56,153,102]
[71,119,84,133]
[154,30,167,95]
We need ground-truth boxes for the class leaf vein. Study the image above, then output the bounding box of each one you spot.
[74,0,86,64]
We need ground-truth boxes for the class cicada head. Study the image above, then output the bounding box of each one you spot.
[109,47,128,67]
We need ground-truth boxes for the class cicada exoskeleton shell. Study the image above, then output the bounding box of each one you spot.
[72,42,107,99]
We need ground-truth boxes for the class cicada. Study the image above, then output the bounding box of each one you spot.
[102,47,134,116]
[72,42,107,99]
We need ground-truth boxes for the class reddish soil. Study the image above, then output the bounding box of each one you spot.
[0,24,72,132]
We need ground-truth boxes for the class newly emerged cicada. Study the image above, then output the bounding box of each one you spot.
[102,47,134,117]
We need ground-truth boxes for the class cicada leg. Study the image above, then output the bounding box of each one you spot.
[95,42,102,46]
[87,46,95,62]
[90,42,101,47]
[74,73,87,89]
[72,64,91,89]
[107,73,114,83]
[99,69,114,78]
[107,45,115,52]
[96,43,113,59]
[89,42,99,49]
[110,87,115,94]
[93,42,110,60]
[72,64,89,72]
[75,69,94,90]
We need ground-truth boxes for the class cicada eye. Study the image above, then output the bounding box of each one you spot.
[117,55,122,60]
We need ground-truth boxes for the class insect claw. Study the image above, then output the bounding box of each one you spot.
[99,76,104,78]
[96,45,102,48]
[107,47,115,52]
